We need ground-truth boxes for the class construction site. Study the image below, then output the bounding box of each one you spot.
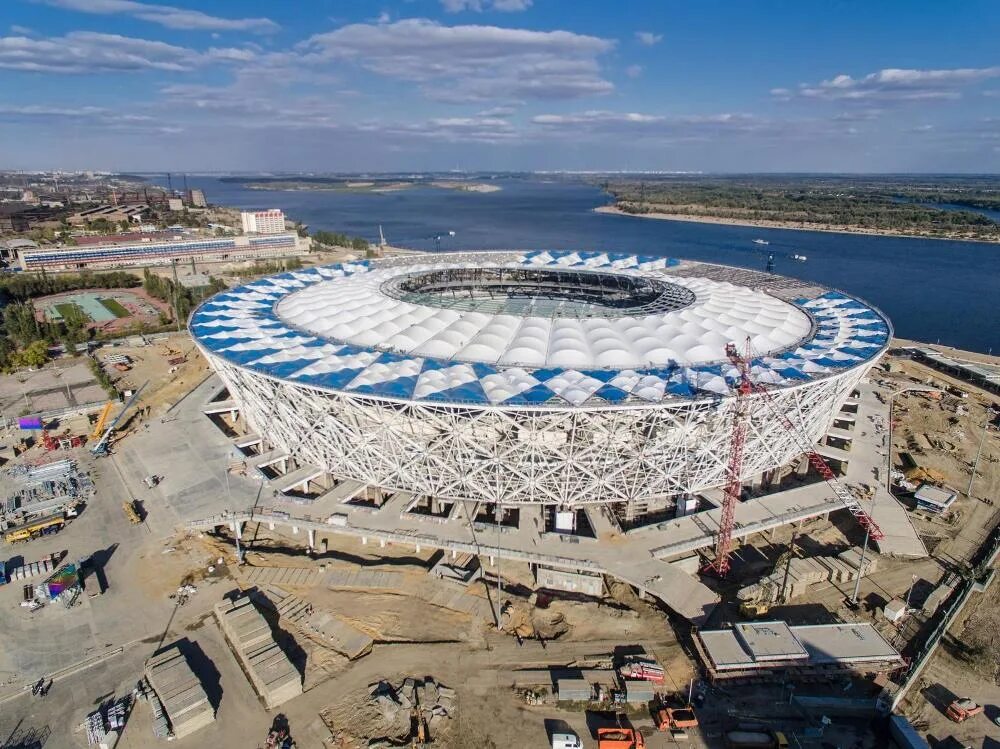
[0,251,996,749]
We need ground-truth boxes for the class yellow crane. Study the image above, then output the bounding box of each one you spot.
[90,402,115,441]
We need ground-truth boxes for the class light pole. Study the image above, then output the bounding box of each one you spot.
[967,417,989,498]
[432,230,456,252]
[851,527,870,605]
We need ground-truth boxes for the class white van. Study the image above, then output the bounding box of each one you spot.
[552,732,583,749]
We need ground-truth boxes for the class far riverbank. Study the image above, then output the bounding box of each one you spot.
[594,205,1000,244]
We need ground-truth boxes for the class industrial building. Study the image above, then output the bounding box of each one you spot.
[695,620,904,680]
[241,209,286,235]
[0,202,56,232]
[67,203,148,226]
[18,231,308,271]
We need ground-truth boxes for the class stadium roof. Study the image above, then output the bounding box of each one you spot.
[190,251,891,407]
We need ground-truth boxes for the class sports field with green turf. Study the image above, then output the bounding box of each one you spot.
[98,298,130,318]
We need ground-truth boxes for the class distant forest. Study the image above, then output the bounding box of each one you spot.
[600,175,1000,241]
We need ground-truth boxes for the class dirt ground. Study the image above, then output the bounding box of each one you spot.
[900,578,1000,747]
[100,331,212,416]
[202,523,687,748]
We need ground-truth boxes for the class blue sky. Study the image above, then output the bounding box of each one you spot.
[1,0,998,172]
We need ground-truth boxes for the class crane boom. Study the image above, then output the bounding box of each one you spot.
[748,380,884,540]
[92,381,148,455]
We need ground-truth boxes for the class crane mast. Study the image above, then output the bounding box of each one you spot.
[708,339,753,576]
[708,339,884,576]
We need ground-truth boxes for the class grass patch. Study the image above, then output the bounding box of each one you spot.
[98,297,130,319]
[54,302,89,322]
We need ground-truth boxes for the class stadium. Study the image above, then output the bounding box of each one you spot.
[190,250,891,522]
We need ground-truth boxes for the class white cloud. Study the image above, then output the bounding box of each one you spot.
[777,66,1000,102]
[0,31,254,73]
[302,19,614,101]
[635,31,662,46]
[10,25,32,34]
[527,109,840,144]
[477,105,517,116]
[37,0,279,33]
[0,103,186,134]
[625,64,643,79]
[441,0,532,12]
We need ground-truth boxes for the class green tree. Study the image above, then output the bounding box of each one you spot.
[11,340,49,369]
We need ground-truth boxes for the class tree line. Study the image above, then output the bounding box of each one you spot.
[311,230,371,253]
[0,270,145,372]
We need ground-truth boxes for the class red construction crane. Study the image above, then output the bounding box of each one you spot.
[707,339,754,576]
[708,338,884,576]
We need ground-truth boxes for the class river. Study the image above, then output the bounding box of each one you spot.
[156,177,1000,354]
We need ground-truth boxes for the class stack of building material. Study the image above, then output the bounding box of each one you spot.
[836,548,878,577]
[740,548,880,604]
[780,557,830,600]
[6,552,61,581]
[144,646,214,739]
[214,597,302,708]
[253,586,374,660]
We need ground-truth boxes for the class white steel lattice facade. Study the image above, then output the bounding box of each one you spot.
[192,250,891,508]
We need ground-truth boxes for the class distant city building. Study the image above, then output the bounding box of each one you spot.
[167,197,184,211]
[67,204,148,227]
[19,232,307,271]
[188,189,207,207]
[241,209,285,235]
[1,238,38,263]
[72,230,183,246]
[0,203,56,233]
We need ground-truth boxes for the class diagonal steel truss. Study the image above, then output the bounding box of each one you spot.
[209,356,870,508]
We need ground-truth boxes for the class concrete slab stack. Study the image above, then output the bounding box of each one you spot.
[838,548,878,577]
[214,597,302,709]
[144,645,215,739]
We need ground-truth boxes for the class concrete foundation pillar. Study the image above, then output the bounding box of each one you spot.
[268,522,275,531]
[233,521,244,540]
[489,555,495,566]
[362,536,368,545]
[415,544,421,554]
[451,549,457,559]
[797,456,810,476]
[308,528,315,549]
[379,538,386,548]
[291,525,299,535]
[320,538,328,553]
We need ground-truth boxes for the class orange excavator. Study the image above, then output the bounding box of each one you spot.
[597,727,645,749]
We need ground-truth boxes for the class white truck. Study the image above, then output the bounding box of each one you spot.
[552,732,583,749]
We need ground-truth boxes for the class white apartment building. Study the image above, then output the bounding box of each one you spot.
[241,209,286,235]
